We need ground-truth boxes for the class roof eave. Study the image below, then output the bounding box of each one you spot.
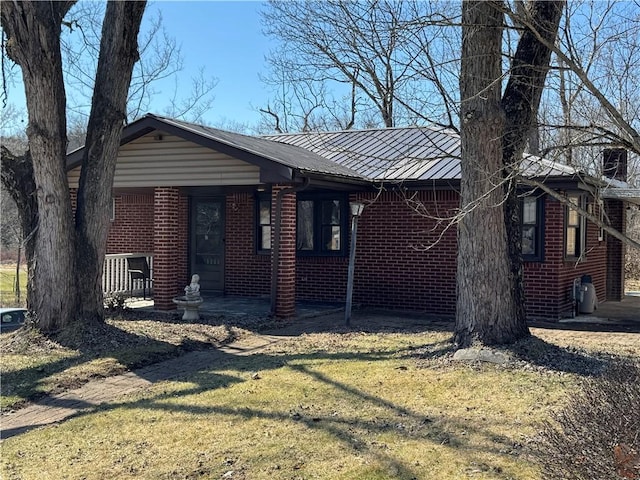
[66,115,296,181]
[600,188,640,206]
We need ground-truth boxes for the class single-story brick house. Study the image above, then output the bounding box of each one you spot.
[66,114,638,320]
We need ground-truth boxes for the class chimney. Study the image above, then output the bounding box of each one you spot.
[602,148,627,182]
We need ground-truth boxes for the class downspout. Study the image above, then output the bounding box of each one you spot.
[270,177,310,316]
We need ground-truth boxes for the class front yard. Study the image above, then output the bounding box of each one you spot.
[1,311,638,480]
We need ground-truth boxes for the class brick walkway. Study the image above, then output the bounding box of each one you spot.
[0,333,286,440]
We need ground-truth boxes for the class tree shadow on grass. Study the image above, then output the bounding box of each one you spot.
[504,335,611,376]
[0,318,236,412]
[57,346,525,479]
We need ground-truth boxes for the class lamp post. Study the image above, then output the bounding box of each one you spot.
[345,201,364,326]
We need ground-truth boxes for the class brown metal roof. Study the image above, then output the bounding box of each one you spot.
[265,126,461,181]
[148,116,365,180]
[67,114,581,184]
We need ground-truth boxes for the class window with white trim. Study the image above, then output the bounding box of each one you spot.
[565,194,586,259]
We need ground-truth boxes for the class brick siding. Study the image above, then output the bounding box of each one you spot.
[106,194,154,254]
[106,188,616,320]
[224,193,271,296]
[524,196,607,319]
[604,199,626,301]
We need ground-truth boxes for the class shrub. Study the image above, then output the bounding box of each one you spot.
[535,362,640,479]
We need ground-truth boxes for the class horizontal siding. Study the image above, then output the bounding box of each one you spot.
[68,132,261,188]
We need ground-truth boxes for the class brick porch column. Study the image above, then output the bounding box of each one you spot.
[272,186,297,318]
[154,187,180,310]
[605,198,626,301]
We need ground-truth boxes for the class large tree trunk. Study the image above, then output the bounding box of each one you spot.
[0,148,38,308]
[75,1,146,324]
[455,1,527,347]
[501,0,564,329]
[1,2,77,333]
[1,1,146,335]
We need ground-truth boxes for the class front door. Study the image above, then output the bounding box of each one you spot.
[191,197,225,293]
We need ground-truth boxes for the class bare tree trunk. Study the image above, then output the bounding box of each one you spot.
[456,1,525,347]
[501,0,564,328]
[1,1,76,333]
[1,1,146,335]
[75,1,146,324]
[0,148,37,307]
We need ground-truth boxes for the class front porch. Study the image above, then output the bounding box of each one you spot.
[123,295,344,321]
[117,291,640,329]
[101,185,316,318]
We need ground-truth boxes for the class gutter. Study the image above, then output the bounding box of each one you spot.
[270,177,310,316]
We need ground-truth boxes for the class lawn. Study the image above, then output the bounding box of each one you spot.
[0,264,27,307]
[1,311,639,480]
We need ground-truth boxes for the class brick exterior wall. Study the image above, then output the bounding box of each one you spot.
[106,194,154,254]
[524,195,607,319]
[605,199,626,301]
[104,191,188,305]
[105,187,617,320]
[345,190,458,315]
[224,193,271,296]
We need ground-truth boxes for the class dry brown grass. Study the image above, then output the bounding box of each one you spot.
[0,310,271,410]
[1,313,639,480]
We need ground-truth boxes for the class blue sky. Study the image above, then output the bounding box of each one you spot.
[151,1,274,127]
[3,1,275,131]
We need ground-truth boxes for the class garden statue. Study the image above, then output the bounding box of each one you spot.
[184,274,201,300]
[173,274,204,320]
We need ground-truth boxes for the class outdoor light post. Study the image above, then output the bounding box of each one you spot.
[345,202,365,326]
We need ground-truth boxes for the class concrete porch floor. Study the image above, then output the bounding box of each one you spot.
[124,292,638,327]
[125,295,344,320]
[563,292,640,326]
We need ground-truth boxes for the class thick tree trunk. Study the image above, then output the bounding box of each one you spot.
[75,1,146,323]
[1,2,77,333]
[0,148,37,308]
[1,1,146,335]
[456,1,527,347]
[501,0,564,327]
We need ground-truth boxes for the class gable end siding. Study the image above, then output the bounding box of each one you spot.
[67,133,261,189]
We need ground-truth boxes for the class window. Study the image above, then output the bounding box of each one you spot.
[255,192,347,256]
[297,195,346,255]
[565,194,586,259]
[256,195,272,253]
[521,195,544,261]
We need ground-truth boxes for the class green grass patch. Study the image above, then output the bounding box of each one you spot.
[0,265,27,307]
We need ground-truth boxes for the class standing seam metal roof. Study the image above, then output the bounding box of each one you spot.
[265,127,581,181]
[149,115,365,180]
[68,114,578,183]
[265,126,462,181]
